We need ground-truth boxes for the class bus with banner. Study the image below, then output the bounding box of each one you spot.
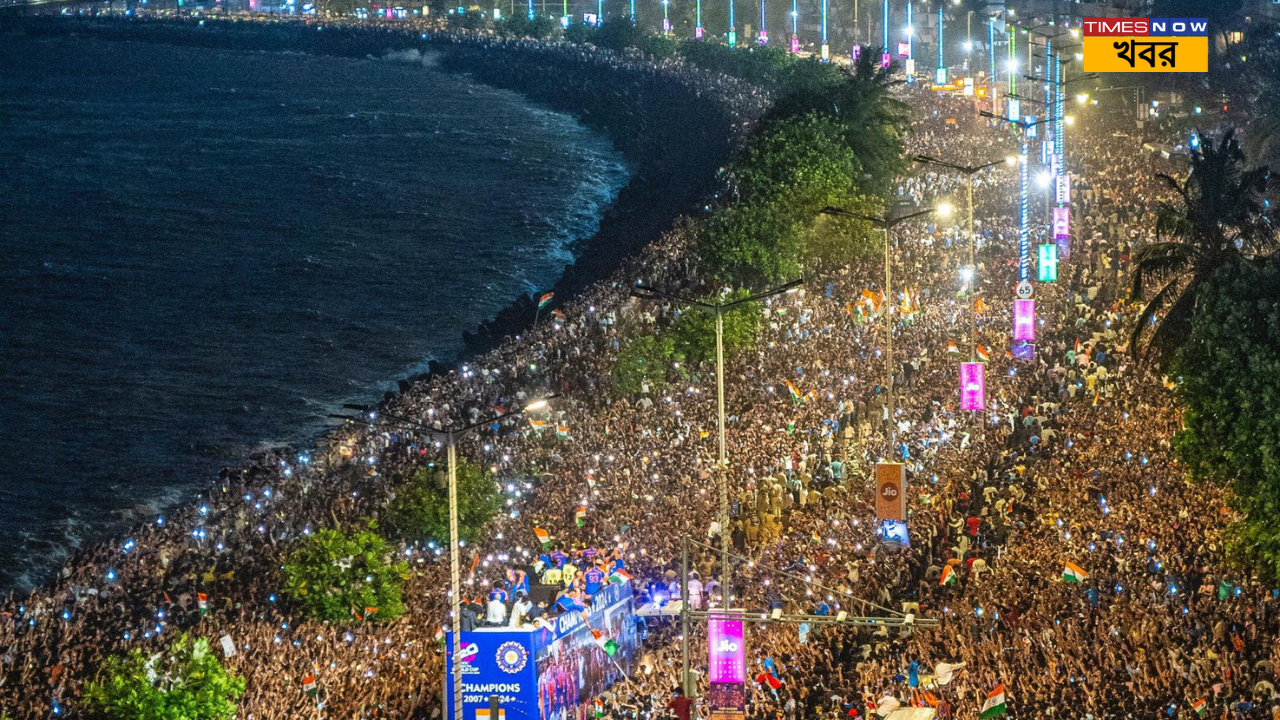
[446,579,640,720]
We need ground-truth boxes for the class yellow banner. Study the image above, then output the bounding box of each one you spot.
[1083,36,1208,73]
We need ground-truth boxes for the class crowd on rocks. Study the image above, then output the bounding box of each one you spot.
[1,24,1277,720]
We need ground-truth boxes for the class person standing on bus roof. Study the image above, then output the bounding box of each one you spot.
[584,563,605,596]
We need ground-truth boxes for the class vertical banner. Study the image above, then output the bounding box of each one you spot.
[875,462,906,522]
[1013,299,1036,341]
[708,615,746,720]
[1037,244,1059,282]
[960,362,986,411]
[1053,205,1071,258]
[1053,206,1070,241]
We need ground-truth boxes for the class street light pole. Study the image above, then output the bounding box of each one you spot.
[632,280,802,614]
[818,206,935,444]
[911,155,1010,359]
[447,430,462,720]
[331,397,553,720]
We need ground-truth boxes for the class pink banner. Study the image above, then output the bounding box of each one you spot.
[1013,299,1036,341]
[960,362,985,411]
[709,615,745,683]
[1053,206,1070,241]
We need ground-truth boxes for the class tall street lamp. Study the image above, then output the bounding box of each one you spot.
[818,206,936,443]
[333,396,553,720]
[631,278,802,684]
[912,154,1014,359]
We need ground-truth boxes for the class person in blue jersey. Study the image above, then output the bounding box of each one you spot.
[488,580,509,605]
[583,562,605,596]
[506,566,530,597]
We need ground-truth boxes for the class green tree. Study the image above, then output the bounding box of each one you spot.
[1172,258,1280,580]
[666,289,762,366]
[612,334,679,396]
[282,522,409,623]
[697,113,863,284]
[1127,130,1278,363]
[84,634,245,720]
[387,461,502,546]
[762,51,910,195]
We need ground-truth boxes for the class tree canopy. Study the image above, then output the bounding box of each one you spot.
[84,634,245,720]
[387,461,502,546]
[1127,130,1278,364]
[282,522,409,623]
[1172,257,1280,580]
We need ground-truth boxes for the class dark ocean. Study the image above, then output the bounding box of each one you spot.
[0,35,630,591]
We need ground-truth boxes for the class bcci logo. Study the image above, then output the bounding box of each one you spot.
[496,641,528,674]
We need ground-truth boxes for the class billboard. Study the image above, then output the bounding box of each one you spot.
[708,615,746,720]
[960,362,985,411]
[1013,299,1036,342]
[1082,18,1208,73]
[875,462,906,522]
[1037,244,1058,282]
[447,581,638,720]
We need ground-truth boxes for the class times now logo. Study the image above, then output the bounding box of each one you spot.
[1082,18,1208,36]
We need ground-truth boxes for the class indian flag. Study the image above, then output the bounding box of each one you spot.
[784,379,802,401]
[947,341,960,356]
[533,527,552,548]
[976,344,991,362]
[538,292,555,310]
[1063,561,1088,583]
[979,684,1006,719]
[528,418,547,430]
[591,629,619,657]
[575,507,587,526]
[302,674,318,698]
[609,568,632,584]
[556,425,569,440]
[197,592,208,615]
[939,565,957,586]
[1191,699,1207,716]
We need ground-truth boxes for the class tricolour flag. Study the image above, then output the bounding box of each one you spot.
[556,425,569,440]
[590,628,619,657]
[1063,561,1088,583]
[575,507,587,527]
[1191,699,1207,716]
[976,344,991,362]
[608,569,633,584]
[947,342,960,356]
[538,292,554,310]
[533,527,552,548]
[978,683,1007,720]
[197,592,208,615]
[302,674,318,698]
[939,565,957,586]
[784,379,802,401]
[528,418,547,429]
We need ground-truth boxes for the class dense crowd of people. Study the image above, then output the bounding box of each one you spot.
[1,18,1277,720]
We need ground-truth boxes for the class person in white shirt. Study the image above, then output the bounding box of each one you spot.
[486,597,507,626]
[509,593,532,627]
[687,572,704,610]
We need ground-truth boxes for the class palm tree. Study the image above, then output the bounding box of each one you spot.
[762,50,910,194]
[1127,129,1278,363]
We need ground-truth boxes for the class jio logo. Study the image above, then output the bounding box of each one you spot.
[716,639,739,654]
[880,483,899,500]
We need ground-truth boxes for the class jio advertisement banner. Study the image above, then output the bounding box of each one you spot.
[708,615,747,720]
[875,462,906,523]
[447,581,638,720]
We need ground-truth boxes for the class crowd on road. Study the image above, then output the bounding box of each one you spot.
[2,21,1278,720]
